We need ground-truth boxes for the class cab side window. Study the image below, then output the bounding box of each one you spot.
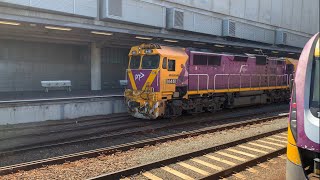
[162,57,167,69]
[168,59,176,71]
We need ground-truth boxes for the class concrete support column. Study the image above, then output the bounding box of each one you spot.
[91,42,102,91]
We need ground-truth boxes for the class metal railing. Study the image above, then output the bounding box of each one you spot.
[189,73,290,91]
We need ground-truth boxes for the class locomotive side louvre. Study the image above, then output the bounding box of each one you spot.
[124,43,297,119]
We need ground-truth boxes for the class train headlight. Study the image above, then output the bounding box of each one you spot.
[145,49,153,54]
[290,84,297,140]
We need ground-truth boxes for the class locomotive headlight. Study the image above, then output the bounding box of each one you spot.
[145,49,153,54]
[132,50,137,55]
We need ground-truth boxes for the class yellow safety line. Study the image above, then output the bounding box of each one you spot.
[191,158,223,171]
[127,70,137,90]
[266,137,287,143]
[248,142,277,150]
[177,162,210,176]
[257,140,285,147]
[142,70,158,90]
[204,154,237,166]
[216,152,247,162]
[161,166,195,180]
[142,172,163,180]
[238,145,268,154]
[226,149,257,158]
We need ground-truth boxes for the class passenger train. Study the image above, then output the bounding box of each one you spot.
[286,33,319,179]
[124,43,298,119]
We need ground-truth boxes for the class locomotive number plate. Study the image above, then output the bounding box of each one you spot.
[166,79,177,84]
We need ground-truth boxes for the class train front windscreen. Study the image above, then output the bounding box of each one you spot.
[310,53,320,117]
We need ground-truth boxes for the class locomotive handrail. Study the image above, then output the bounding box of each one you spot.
[189,74,210,91]
[213,74,289,90]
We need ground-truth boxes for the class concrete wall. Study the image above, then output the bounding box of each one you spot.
[0,97,126,125]
[0,0,97,17]
[0,39,90,92]
[101,47,129,90]
[161,0,319,35]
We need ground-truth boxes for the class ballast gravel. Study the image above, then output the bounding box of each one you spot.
[0,117,288,180]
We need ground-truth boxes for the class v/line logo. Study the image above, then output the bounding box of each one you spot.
[135,72,145,81]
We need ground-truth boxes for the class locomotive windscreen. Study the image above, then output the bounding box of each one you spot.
[130,56,141,69]
[141,55,160,69]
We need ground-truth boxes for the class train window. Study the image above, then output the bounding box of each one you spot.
[277,60,284,65]
[256,56,267,65]
[162,57,167,69]
[193,54,207,65]
[234,56,248,62]
[130,55,141,69]
[208,56,221,66]
[168,59,176,71]
[309,56,319,117]
[141,55,160,69]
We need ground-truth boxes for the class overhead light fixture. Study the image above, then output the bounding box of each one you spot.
[193,42,206,45]
[0,20,20,26]
[254,49,261,52]
[164,39,178,43]
[45,26,72,31]
[214,44,225,48]
[135,36,153,40]
[91,31,113,36]
[272,51,279,54]
[288,52,295,55]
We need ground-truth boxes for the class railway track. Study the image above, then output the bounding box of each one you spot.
[0,114,287,176]
[89,128,287,180]
[0,105,287,155]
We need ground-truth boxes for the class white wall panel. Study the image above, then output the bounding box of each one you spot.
[259,0,271,24]
[245,0,259,21]
[300,0,312,34]
[310,0,319,34]
[102,0,166,28]
[212,0,229,15]
[291,0,302,32]
[74,0,97,17]
[230,0,245,18]
[271,0,283,26]
[0,0,97,17]
[31,0,73,14]
[0,0,30,6]
[281,0,293,29]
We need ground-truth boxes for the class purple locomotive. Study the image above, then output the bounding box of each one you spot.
[286,33,320,179]
[125,44,297,119]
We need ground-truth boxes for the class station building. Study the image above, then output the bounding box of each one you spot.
[0,0,319,124]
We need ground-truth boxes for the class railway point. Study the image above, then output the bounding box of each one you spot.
[0,0,319,180]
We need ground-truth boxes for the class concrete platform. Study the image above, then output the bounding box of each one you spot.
[0,90,126,125]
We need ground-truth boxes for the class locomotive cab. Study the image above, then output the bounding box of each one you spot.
[124,44,188,119]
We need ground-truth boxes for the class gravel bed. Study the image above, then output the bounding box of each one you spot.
[0,116,288,180]
[228,155,287,180]
[0,104,288,167]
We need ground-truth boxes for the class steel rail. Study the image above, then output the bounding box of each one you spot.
[0,115,287,176]
[200,148,286,179]
[88,128,287,180]
[0,106,288,155]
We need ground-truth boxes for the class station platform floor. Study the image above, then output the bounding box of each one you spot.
[0,89,124,104]
[0,89,126,125]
